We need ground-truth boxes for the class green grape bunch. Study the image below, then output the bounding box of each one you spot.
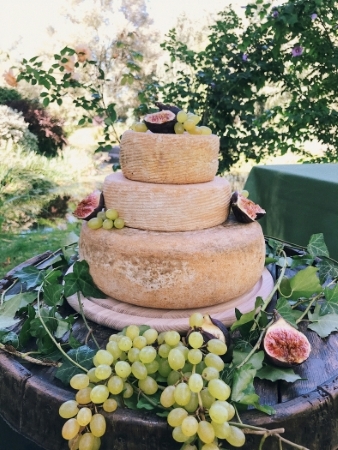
[59,313,246,450]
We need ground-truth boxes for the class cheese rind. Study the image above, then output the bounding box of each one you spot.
[103,172,231,232]
[79,216,266,309]
[120,130,219,184]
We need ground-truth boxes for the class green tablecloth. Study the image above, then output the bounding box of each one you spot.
[244,163,338,260]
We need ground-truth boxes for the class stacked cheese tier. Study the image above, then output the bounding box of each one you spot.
[79,131,265,309]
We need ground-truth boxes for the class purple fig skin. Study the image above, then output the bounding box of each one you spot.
[144,110,177,134]
[231,191,266,223]
[73,190,105,221]
[155,102,181,116]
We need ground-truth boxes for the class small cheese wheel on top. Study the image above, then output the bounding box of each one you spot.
[103,172,231,232]
[78,215,266,309]
[120,130,219,184]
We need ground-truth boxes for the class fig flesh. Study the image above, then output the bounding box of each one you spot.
[144,110,176,134]
[73,190,104,221]
[263,311,311,368]
[231,191,266,223]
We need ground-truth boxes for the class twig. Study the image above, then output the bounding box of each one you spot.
[0,343,60,367]
[76,291,100,350]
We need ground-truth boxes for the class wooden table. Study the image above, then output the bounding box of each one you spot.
[1,251,338,450]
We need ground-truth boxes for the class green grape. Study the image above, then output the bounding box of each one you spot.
[167,407,189,427]
[92,436,101,450]
[139,345,157,364]
[199,126,212,135]
[107,375,124,395]
[201,442,219,450]
[59,400,79,419]
[209,402,229,424]
[115,360,132,378]
[181,415,198,437]
[102,218,114,230]
[103,398,118,412]
[131,361,148,380]
[158,358,172,377]
[133,335,147,350]
[168,348,186,371]
[167,370,181,385]
[160,385,176,408]
[95,349,114,366]
[157,331,167,344]
[93,354,100,367]
[87,217,103,230]
[79,432,96,450]
[125,324,140,340]
[95,364,112,380]
[106,340,122,359]
[76,407,92,426]
[204,353,225,371]
[200,388,215,409]
[176,111,188,123]
[224,402,235,420]
[189,312,204,328]
[119,351,128,361]
[211,420,231,439]
[188,373,204,393]
[87,368,100,383]
[132,122,148,132]
[182,361,193,373]
[158,343,171,358]
[118,336,133,352]
[90,413,106,437]
[172,426,191,443]
[76,387,92,405]
[138,376,158,395]
[176,344,189,359]
[62,418,80,440]
[182,445,198,450]
[183,120,196,131]
[70,373,90,390]
[207,379,231,401]
[188,331,204,349]
[142,328,158,344]
[198,420,216,444]
[225,425,246,447]
[207,339,227,356]
[174,122,185,134]
[188,114,201,125]
[97,211,106,220]
[145,359,159,374]
[174,382,192,406]
[195,361,206,374]
[90,385,109,404]
[114,217,125,229]
[165,330,181,346]
[183,392,199,413]
[128,347,140,362]
[202,366,219,381]
[123,383,134,398]
[105,209,119,220]
[189,126,202,135]
[68,434,81,450]
[241,189,249,198]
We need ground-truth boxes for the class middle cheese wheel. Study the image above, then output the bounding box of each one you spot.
[103,172,231,231]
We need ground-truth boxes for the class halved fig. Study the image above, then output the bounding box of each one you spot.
[199,315,231,348]
[231,191,266,223]
[73,190,104,221]
[263,311,311,368]
[144,110,176,134]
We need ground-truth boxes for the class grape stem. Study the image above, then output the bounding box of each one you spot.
[76,291,100,350]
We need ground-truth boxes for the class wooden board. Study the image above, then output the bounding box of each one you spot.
[66,268,274,332]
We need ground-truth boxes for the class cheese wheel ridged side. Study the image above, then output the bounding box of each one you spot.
[103,172,231,232]
[79,216,266,309]
[120,130,219,184]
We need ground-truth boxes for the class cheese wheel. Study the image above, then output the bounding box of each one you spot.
[79,216,266,309]
[103,172,231,232]
[120,130,219,184]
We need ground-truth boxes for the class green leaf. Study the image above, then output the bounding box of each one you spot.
[232,350,264,370]
[307,233,329,258]
[317,258,338,284]
[55,345,96,384]
[73,260,105,298]
[54,319,71,339]
[308,312,338,338]
[14,266,45,289]
[231,364,259,405]
[230,299,262,332]
[256,364,302,383]
[18,305,36,346]
[43,97,50,107]
[63,272,80,297]
[288,266,322,300]
[0,295,22,328]
[43,284,64,307]
[321,285,338,315]
[275,297,302,327]
[0,330,19,348]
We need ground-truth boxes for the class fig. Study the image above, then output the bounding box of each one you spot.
[144,110,176,134]
[201,315,231,348]
[155,101,181,116]
[73,190,104,221]
[263,311,311,368]
[230,191,266,223]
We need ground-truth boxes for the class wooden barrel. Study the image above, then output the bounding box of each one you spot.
[1,252,338,450]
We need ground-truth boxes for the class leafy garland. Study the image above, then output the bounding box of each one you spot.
[1,233,338,449]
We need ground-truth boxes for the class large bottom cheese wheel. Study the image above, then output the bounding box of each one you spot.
[103,172,231,232]
[79,216,266,309]
[120,130,219,184]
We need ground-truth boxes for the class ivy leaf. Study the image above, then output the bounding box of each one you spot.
[63,272,80,297]
[307,233,329,258]
[256,364,302,383]
[231,297,263,332]
[321,285,338,315]
[307,312,338,338]
[55,345,96,384]
[0,330,19,348]
[5,292,37,309]
[231,364,260,405]
[137,397,156,410]
[123,394,138,410]
[290,254,314,269]
[317,258,338,284]
[72,260,106,298]
[276,297,302,327]
[232,350,264,370]
[288,266,322,300]
[13,266,45,289]
[55,319,71,339]
[43,284,64,307]
[0,295,22,328]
